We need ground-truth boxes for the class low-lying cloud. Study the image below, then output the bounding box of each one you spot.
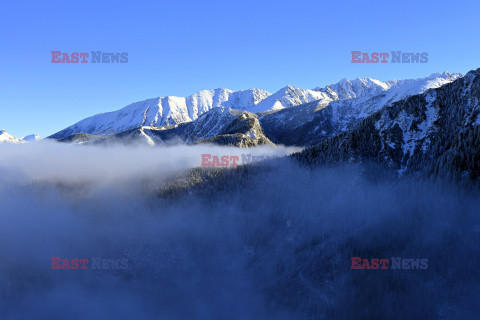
[0,141,300,184]
[0,141,479,319]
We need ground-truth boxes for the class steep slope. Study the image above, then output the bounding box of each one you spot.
[294,68,480,182]
[260,72,462,146]
[58,108,274,148]
[49,88,271,139]
[0,130,24,144]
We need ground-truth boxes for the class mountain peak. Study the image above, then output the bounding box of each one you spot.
[22,134,42,142]
[427,71,462,79]
[274,85,298,94]
[0,129,24,144]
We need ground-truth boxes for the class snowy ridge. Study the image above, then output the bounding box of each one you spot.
[50,72,462,141]
[315,77,391,100]
[0,130,42,144]
[249,86,330,113]
[68,107,274,147]
[314,72,461,102]
[258,72,462,146]
[327,73,462,128]
[50,89,270,138]
[0,129,24,144]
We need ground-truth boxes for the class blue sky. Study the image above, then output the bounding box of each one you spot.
[0,0,479,137]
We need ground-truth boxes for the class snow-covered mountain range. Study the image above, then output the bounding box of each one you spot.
[6,68,480,181]
[259,72,462,146]
[0,130,41,144]
[50,72,461,141]
[50,88,271,138]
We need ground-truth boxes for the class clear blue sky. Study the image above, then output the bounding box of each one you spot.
[1,0,479,138]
